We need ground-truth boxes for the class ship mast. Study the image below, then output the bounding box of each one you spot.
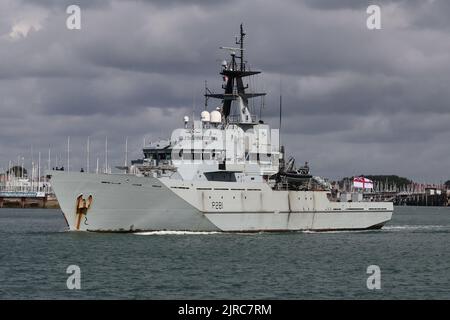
[238,23,245,72]
[205,24,266,124]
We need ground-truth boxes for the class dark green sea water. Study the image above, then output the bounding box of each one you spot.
[0,207,449,299]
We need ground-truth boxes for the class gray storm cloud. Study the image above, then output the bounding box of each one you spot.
[1,0,450,181]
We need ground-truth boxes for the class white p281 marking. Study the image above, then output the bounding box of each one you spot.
[211,201,223,210]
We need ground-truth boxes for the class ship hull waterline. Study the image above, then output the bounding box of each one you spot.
[50,171,393,233]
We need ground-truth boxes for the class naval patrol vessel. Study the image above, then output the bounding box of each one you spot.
[50,25,393,232]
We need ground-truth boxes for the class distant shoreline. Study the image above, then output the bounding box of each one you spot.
[0,199,59,209]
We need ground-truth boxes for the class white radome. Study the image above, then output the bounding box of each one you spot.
[210,110,221,123]
[200,111,210,122]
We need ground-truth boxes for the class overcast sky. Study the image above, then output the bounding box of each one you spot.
[1,0,450,182]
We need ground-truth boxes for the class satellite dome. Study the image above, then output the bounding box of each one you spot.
[200,111,210,122]
[210,110,222,123]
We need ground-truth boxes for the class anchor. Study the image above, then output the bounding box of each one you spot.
[75,195,93,230]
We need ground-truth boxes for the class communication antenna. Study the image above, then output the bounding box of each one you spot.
[192,91,196,126]
[237,23,245,71]
[260,94,264,120]
[219,44,243,72]
[219,46,242,54]
[204,80,208,110]
[261,80,266,120]
[48,147,51,171]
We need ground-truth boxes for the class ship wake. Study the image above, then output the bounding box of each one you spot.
[134,230,222,236]
[382,225,448,232]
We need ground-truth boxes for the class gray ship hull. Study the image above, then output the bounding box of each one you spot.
[50,171,393,232]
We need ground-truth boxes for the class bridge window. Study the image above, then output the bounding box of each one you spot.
[194,152,202,160]
[183,153,192,160]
